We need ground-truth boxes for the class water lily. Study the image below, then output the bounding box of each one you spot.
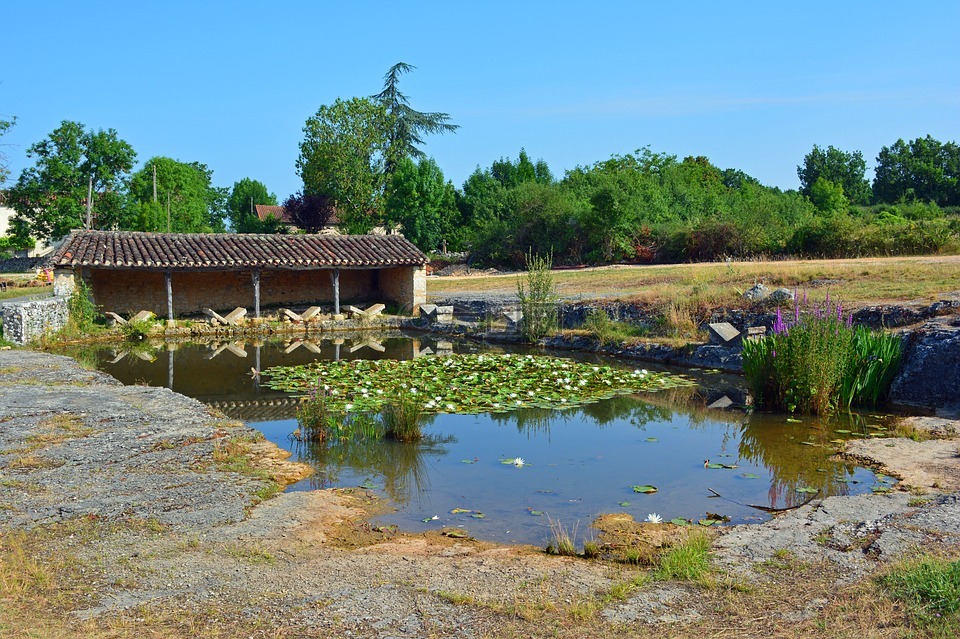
[344,403,353,411]
[514,457,525,467]
[645,513,662,524]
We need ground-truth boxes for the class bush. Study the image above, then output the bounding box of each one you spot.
[742,298,904,414]
[65,280,99,335]
[517,249,558,342]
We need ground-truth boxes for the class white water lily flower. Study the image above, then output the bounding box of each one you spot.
[527,391,535,397]
[377,389,384,395]
[645,513,662,524]
[514,457,525,467]
[344,403,353,411]
[446,403,455,410]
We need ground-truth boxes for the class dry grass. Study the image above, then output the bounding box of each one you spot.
[428,255,960,309]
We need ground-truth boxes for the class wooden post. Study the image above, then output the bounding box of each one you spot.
[329,268,340,316]
[252,269,261,319]
[165,271,174,323]
[85,175,93,230]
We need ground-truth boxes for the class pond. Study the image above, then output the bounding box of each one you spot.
[61,333,892,546]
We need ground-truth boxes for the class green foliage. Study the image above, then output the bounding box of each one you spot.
[742,301,904,414]
[808,177,848,213]
[296,385,380,442]
[874,135,960,206]
[654,532,712,581]
[120,318,154,342]
[297,97,392,234]
[381,392,427,442]
[386,157,458,251]
[0,113,15,184]
[8,121,137,241]
[65,279,99,334]
[798,144,871,205]
[881,556,960,633]
[373,62,459,172]
[128,157,227,233]
[227,178,278,232]
[517,250,558,342]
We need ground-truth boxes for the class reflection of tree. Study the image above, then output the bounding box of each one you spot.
[294,428,454,506]
[737,413,861,509]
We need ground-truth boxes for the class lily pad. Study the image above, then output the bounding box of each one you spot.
[706,463,739,469]
[470,512,486,519]
[645,437,658,443]
[450,508,472,514]
[631,484,658,494]
[740,473,760,479]
[670,518,689,526]
[618,501,631,507]
[871,485,892,494]
[527,509,544,516]
[795,487,818,494]
[835,429,851,434]
[442,529,469,539]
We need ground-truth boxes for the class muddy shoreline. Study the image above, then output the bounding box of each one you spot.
[2,348,959,637]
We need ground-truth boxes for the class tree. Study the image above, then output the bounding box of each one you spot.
[128,157,226,233]
[373,62,458,174]
[808,177,848,213]
[7,121,137,241]
[0,113,15,185]
[386,157,458,252]
[282,191,334,233]
[797,145,871,205]
[227,178,278,232]
[297,97,392,234]
[873,135,960,206]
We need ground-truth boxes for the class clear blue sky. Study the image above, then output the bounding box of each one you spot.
[3,1,958,199]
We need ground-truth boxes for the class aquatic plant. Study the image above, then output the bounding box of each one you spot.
[742,296,903,414]
[517,249,558,342]
[266,353,694,415]
[296,381,380,442]
[381,392,427,442]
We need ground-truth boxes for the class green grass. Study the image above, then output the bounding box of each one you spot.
[654,531,712,581]
[880,555,960,635]
[381,393,427,442]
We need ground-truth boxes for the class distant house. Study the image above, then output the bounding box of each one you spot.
[0,191,58,258]
[51,230,428,318]
[254,204,341,234]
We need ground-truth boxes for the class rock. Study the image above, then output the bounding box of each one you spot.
[742,283,768,301]
[768,288,795,303]
[707,322,741,346]
[888,319,960,417]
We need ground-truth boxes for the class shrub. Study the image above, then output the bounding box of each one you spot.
[64,279,99,335]
[742,297,904,414]
[517,249,557,342]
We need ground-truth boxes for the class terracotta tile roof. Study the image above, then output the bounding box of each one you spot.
[254,204,340,226]
[52,230,429,270]
[254,204,291,223]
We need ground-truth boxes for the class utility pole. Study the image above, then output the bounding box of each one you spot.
[166,191,171,233]
[152,163,157,203]
[85,175,93,230]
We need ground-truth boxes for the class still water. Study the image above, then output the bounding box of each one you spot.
[63,333,888,546]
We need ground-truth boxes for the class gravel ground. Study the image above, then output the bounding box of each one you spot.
[2,349,960,637]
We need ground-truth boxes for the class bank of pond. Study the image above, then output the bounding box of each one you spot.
[54,332,898,547]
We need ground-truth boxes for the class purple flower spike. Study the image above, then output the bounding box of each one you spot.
[803,289,808,305]
[773,307,787,334]
[837,302,843,321]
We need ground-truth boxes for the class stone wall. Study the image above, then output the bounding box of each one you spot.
[380,266,426,313]
[0,296,69,345]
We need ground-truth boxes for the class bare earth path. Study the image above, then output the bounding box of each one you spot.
[2,350,960,638]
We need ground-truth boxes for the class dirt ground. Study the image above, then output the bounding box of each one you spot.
[2,350,959,638]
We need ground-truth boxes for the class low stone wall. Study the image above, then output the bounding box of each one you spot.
[0,295,68,345]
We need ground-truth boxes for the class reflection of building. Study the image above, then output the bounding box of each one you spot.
[51,230,429,316]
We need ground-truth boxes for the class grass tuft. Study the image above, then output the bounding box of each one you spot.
[880,555,960,633]
[654,531,712,581]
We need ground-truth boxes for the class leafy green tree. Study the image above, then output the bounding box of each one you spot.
[0,113,15,185]
[227,178,278,232]
[797,145,871,205]
[386,157,458,252]
[808,177,849,213]
[297,97,392,234]
[128,157,226,233]
[7,121,137,240]
[873,135,960,206]
[373,62,458,174]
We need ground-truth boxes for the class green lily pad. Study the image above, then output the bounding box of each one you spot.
[795,487,818,494]
[670,518,689,526]
[460,459,477,464]
[645,437,658,442]
[450,508,472,514]
[740,473,760,479]
[442,529,469,539]
[470,512,486,519]
[618,501,631,507]
[871,485,892,493]
[631,484,658,494]
[706,463,739,469]
[527,509,544,516]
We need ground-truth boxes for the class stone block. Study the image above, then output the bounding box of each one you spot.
[707,322,741,346]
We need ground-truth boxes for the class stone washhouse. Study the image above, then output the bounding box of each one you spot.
[50,230,428,321]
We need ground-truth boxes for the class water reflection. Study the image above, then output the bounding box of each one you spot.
[54,335,886,544]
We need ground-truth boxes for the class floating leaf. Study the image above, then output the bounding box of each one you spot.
[795,487,818,494]
[835,429,851,434]
[470,512,486,519]
[698,519,721,526]
[421,515,440,523]
[786,418,802,423]
[460,459,478,464]
[631,485,658,494]
[871,485,892,494]
[740,473,760,479]
[670,518,689,526]
[645,437,658,443]
[707,463,738,469]
[442,529,469,539]
[527,509,544,516]
[360,479,376,489]
[450,508,472,514]
[618,501,631,507]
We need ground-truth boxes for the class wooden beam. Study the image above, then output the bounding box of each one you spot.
[165,271,173,322]
[329,268,340,316]
[252,269,261,319]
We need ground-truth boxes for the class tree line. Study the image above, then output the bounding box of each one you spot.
[2,66,958,267]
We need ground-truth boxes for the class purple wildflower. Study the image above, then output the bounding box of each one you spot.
[837,302,843,321]
[803,289,808,305]
[773,307,787,334]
